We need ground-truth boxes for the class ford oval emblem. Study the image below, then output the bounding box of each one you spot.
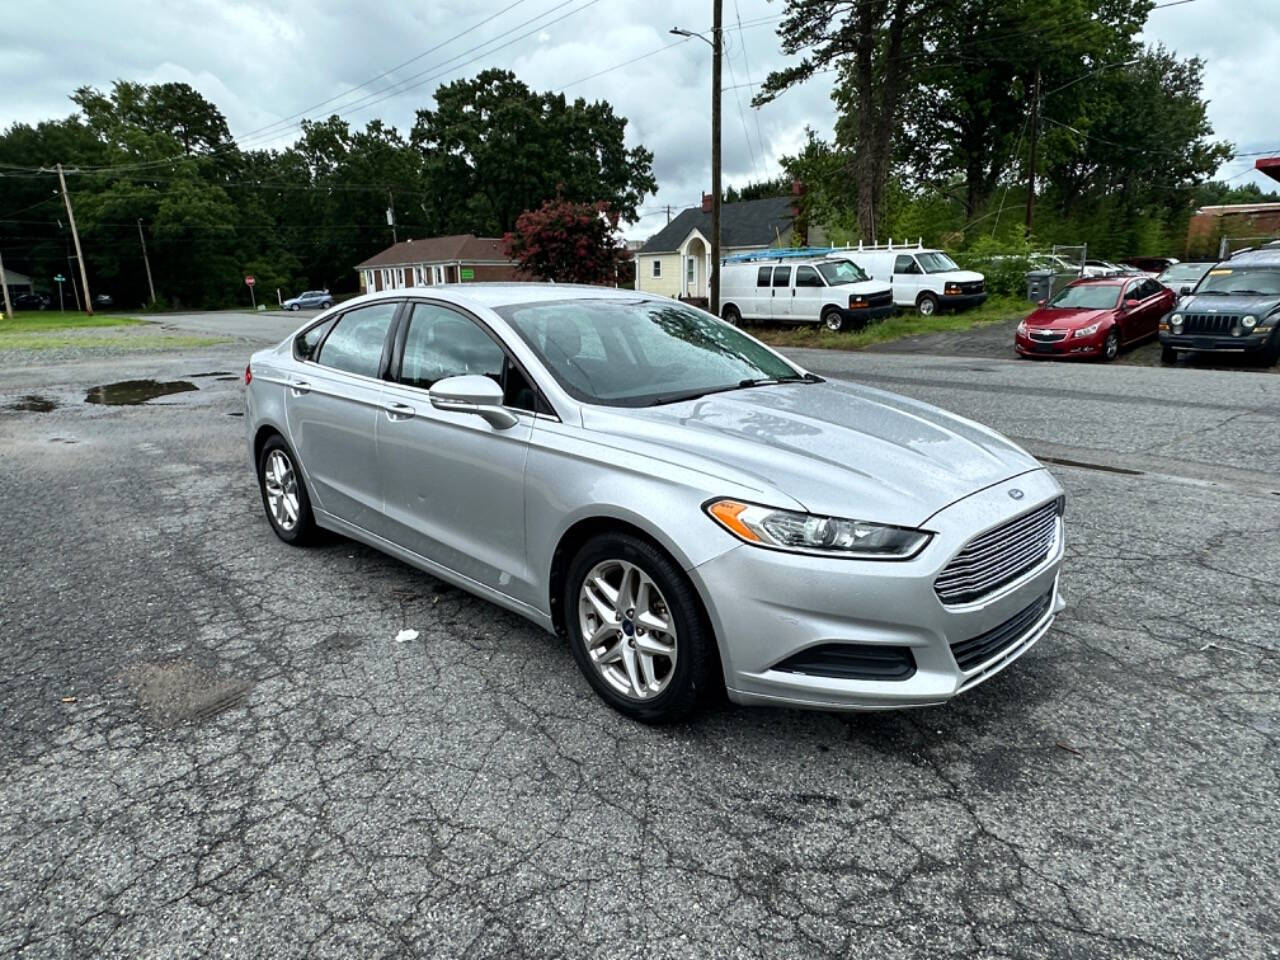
[1008,488,1025,501]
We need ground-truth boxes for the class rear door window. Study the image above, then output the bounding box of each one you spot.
[316,302,399,378]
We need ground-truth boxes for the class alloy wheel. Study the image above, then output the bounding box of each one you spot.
[263,449,300,532]
[578,559,678,701]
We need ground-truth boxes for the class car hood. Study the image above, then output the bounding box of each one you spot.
[1180,293,1280,316]
[937,269,985,283]
[583,380,1041,527]
[1025,307,1112,327]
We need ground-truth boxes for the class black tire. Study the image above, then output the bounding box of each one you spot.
[722,304,742,326]
[916,292,939,317]
[1100,329,1119,362]
[821,307,845,332]
[290,304,300,311]
[563,533,717,724]
[256,435,318,545]
[1160,345,1178,365]
[321,301,333,310]
[1262,337,1280,367]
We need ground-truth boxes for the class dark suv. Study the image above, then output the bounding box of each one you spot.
[1159,244,1280,365]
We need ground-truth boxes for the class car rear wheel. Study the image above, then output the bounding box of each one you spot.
[1101,329,1119,361]
[916,293,939,317]
[564,533,716,723]
[722,304,741,326]
[257,436,318,545]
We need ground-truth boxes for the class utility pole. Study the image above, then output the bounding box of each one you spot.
[666,204,672,225]
[0,250,13,320]
[137,219,156,305]
[1024,68,1041,235]
[710,0,722,317]
[387,188,398,244]
[56,163,93,314]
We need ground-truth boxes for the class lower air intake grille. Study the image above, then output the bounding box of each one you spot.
[773,644,916,681]
[951,590,1053,672]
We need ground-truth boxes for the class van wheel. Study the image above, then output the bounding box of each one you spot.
[916,293,939,316]
[722,304,741,326]
[822,307,845,332]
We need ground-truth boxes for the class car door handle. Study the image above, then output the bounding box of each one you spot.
[289,380,312,394]
[382,401,416,420]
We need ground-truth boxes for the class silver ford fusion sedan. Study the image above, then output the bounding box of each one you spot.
[245,285,1065,723]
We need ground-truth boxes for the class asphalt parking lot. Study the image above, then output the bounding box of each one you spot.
[1,313,1278,959]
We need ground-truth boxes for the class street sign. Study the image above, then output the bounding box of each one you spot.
[245,275,256,287]
[54,274,65,282]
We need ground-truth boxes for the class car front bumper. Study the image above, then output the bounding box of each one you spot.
[1015,328,1106,358]
[1159,329,1276,353]
[942,292,988,309]
[842,302,896,323]
[689,470,1066,711]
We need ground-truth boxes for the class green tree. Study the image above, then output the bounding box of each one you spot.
[411,69,656,233]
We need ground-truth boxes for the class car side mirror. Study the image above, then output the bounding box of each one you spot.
[429,374,518,429]
[1123,299,1140,310]
[1179,285,1192,296]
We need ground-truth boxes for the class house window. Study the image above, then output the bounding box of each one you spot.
[652,260,661,278]
[433,265,445,285]
[686,257,695,285]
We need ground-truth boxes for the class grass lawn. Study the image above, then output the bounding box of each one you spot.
[0,310,145,334]
[748,295,1028,350]
[0,332,227,351]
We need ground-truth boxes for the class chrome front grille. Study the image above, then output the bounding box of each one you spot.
[1029,329,1067,342]
[1183,313,1237,335]
[935,501,1060,605]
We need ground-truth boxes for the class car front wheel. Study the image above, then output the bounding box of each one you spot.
[822,307,845,332]
[917,293,939,316]
[1101,329,1119,361]
[564,533,717,723]
[1160,345,1178,364]
[257,436,318,545]
[289,304,300,311]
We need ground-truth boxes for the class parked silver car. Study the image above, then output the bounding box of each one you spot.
[245,286,1066,722]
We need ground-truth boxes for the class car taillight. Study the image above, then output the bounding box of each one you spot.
[244,364,252,386]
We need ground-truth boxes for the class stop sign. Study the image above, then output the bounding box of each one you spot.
[245,275,256,287]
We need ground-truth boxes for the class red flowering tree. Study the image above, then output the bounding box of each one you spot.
[502,198,632,286]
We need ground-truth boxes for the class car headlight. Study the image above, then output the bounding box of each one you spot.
[1073,321,1102,338]
[1242,315,1257,329]
[705,499,931,560]
[1170,313,1183,331]
[1016,320,1027,335]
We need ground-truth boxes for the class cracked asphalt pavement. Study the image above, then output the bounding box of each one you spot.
[1,313,1277,958]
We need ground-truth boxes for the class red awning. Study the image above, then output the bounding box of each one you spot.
[1257,156,1280,184]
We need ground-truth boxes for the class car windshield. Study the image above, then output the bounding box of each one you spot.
[1159,264,1209,283]
[1047,285,1121,309]
[917,251,960,273]
[1195,267,1280,296]
[495,298,805,407]
[816,260,868,285]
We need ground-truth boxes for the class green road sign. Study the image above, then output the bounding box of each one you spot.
[54,274,65,282]
[460,268,475,281]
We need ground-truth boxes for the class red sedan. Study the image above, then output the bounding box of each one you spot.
[1015,276,1175,361]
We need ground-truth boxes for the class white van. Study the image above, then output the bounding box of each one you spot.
[718,253,895,331]
[834,242,987,316]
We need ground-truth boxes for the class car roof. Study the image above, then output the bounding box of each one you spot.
[1225,247,1280,266]
[344,283,658,311]
[1068,276,1132,286]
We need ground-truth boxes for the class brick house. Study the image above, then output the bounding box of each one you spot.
[355,234,523,292]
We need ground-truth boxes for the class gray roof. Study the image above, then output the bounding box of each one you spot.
[638,196,795,253]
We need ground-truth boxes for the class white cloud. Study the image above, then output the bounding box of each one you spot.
[0,0,1270,243]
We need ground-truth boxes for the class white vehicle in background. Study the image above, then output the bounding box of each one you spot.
[834,242,988,316]
[718,250,895,331]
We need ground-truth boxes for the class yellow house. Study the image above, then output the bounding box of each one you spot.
[634,194,819,303]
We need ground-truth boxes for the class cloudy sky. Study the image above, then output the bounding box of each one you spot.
[2,0,1276,239]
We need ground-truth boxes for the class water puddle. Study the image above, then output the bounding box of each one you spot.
[215,376,240,382]
[227,412,244,417]
[85,379,198,405]
[186,371,232,378]
[9,395,58,412]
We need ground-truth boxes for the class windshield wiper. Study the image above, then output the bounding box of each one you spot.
[737,372,823,388]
